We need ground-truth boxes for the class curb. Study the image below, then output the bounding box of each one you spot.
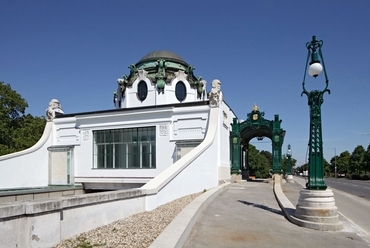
[273,175,343,231]
[149,183,231,248]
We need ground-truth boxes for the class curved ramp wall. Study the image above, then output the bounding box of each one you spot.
[0,122,52,189]
[142,106,221,210]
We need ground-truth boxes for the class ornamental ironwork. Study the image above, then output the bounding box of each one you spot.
[230,105,285,179]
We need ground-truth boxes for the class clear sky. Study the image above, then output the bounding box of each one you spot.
[1,1,370,166]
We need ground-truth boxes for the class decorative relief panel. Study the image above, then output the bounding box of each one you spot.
[56,128,81,145]
[172,117,207,140]
[83,130,90,141]
[159,125,168,136]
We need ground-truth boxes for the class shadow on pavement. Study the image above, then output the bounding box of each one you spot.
[237,200,283,216]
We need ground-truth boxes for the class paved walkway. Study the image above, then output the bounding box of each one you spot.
[183,179,370,248]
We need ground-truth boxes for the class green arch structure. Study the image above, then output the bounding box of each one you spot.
[230,106,286,180]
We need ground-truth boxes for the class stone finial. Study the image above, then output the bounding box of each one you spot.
[208,79,221,108]
[46,99,64,121]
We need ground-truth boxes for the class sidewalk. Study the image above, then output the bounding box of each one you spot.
[182,179,369,248]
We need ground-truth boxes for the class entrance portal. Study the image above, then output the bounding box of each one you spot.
[230,105,285,180]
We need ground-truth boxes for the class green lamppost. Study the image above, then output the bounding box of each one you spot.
[301,36,329,190]
[286,144,292,175]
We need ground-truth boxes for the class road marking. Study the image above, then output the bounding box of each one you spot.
[230,187,245,190]
[352,184,358,187]
[365,187,370,190]
[338,211,370,245]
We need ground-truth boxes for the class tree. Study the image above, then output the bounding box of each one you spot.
[281,154,297,174]
[248,144,270,178]
[260,150,272,167]
[296,163,308,174]
[324,159,331,177]
[0,82,46,156]
[363,144,370,175]
[336,151,350,175]
[11,114,46,151]
[349,145,365,174]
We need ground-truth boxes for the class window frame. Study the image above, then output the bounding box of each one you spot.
[175,81,187,102]
[93,127,156,169]
[137,80,148,102]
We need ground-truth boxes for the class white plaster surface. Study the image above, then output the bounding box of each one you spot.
[0,122,52,189]
[0,189,146,248]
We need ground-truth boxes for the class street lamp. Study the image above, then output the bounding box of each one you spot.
[301,35,329,190]
[285,144,294,183]
[295,36,342,231]
[286,144,292,175]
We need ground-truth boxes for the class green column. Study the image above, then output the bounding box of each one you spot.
[272,115,285,174]
[230,118,241,174]
[286,144,292,175]
[305,90,327,190]
[301,35,329,190]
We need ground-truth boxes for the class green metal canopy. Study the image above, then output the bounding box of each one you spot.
[230,105,286,178]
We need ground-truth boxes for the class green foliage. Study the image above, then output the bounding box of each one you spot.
[363,144,370,174]
[337,151,350,174]
[349,145,365,174]
[71,236,105,248]
[351,174,361,180]
[0,82,46,156]
[295,163,308,174]
[362,175,370,180]
[281,154,297,174]
[248,145,270,178]
[260,150,272,166]
[324,159,330,176]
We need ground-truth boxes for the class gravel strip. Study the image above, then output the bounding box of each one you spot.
[54,192,202,248]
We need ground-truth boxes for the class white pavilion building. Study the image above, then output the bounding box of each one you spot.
[0,50,236,193]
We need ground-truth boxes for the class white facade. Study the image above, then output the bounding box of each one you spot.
[0,51,238,247]
[0,50,236,192]
[55,102,212,190]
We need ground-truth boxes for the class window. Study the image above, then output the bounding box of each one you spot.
[93,127,156,169]
[48,147,74,185]
[137,80,148,101]
[174,141,200,162]
[175,81,186,102]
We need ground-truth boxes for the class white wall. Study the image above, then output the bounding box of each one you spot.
[59,104,210,187]
[0,122,52,189]
[0,98,234,247]
[120,76,202,109]
[0,189,145,248]
[218,100,236,180]
[142,106,220,210]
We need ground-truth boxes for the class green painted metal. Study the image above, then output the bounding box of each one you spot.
[116,51,206,98]
[271,114,285,174]
[286,144,292,175]
[230,118,241,174]
[301,36,330,190]
[230,106,285,177]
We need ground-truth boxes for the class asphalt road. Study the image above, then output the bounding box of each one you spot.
[325,178,370,201]
[295,176,370,241]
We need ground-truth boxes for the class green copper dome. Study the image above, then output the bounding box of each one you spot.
[136,50,188,66]
[117,50,202,95]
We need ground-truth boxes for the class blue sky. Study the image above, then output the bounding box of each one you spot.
[1,1,370,166]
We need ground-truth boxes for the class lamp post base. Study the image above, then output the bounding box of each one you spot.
[231,173,242,183]
[285,174,294,183]
[295,188,343,231]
